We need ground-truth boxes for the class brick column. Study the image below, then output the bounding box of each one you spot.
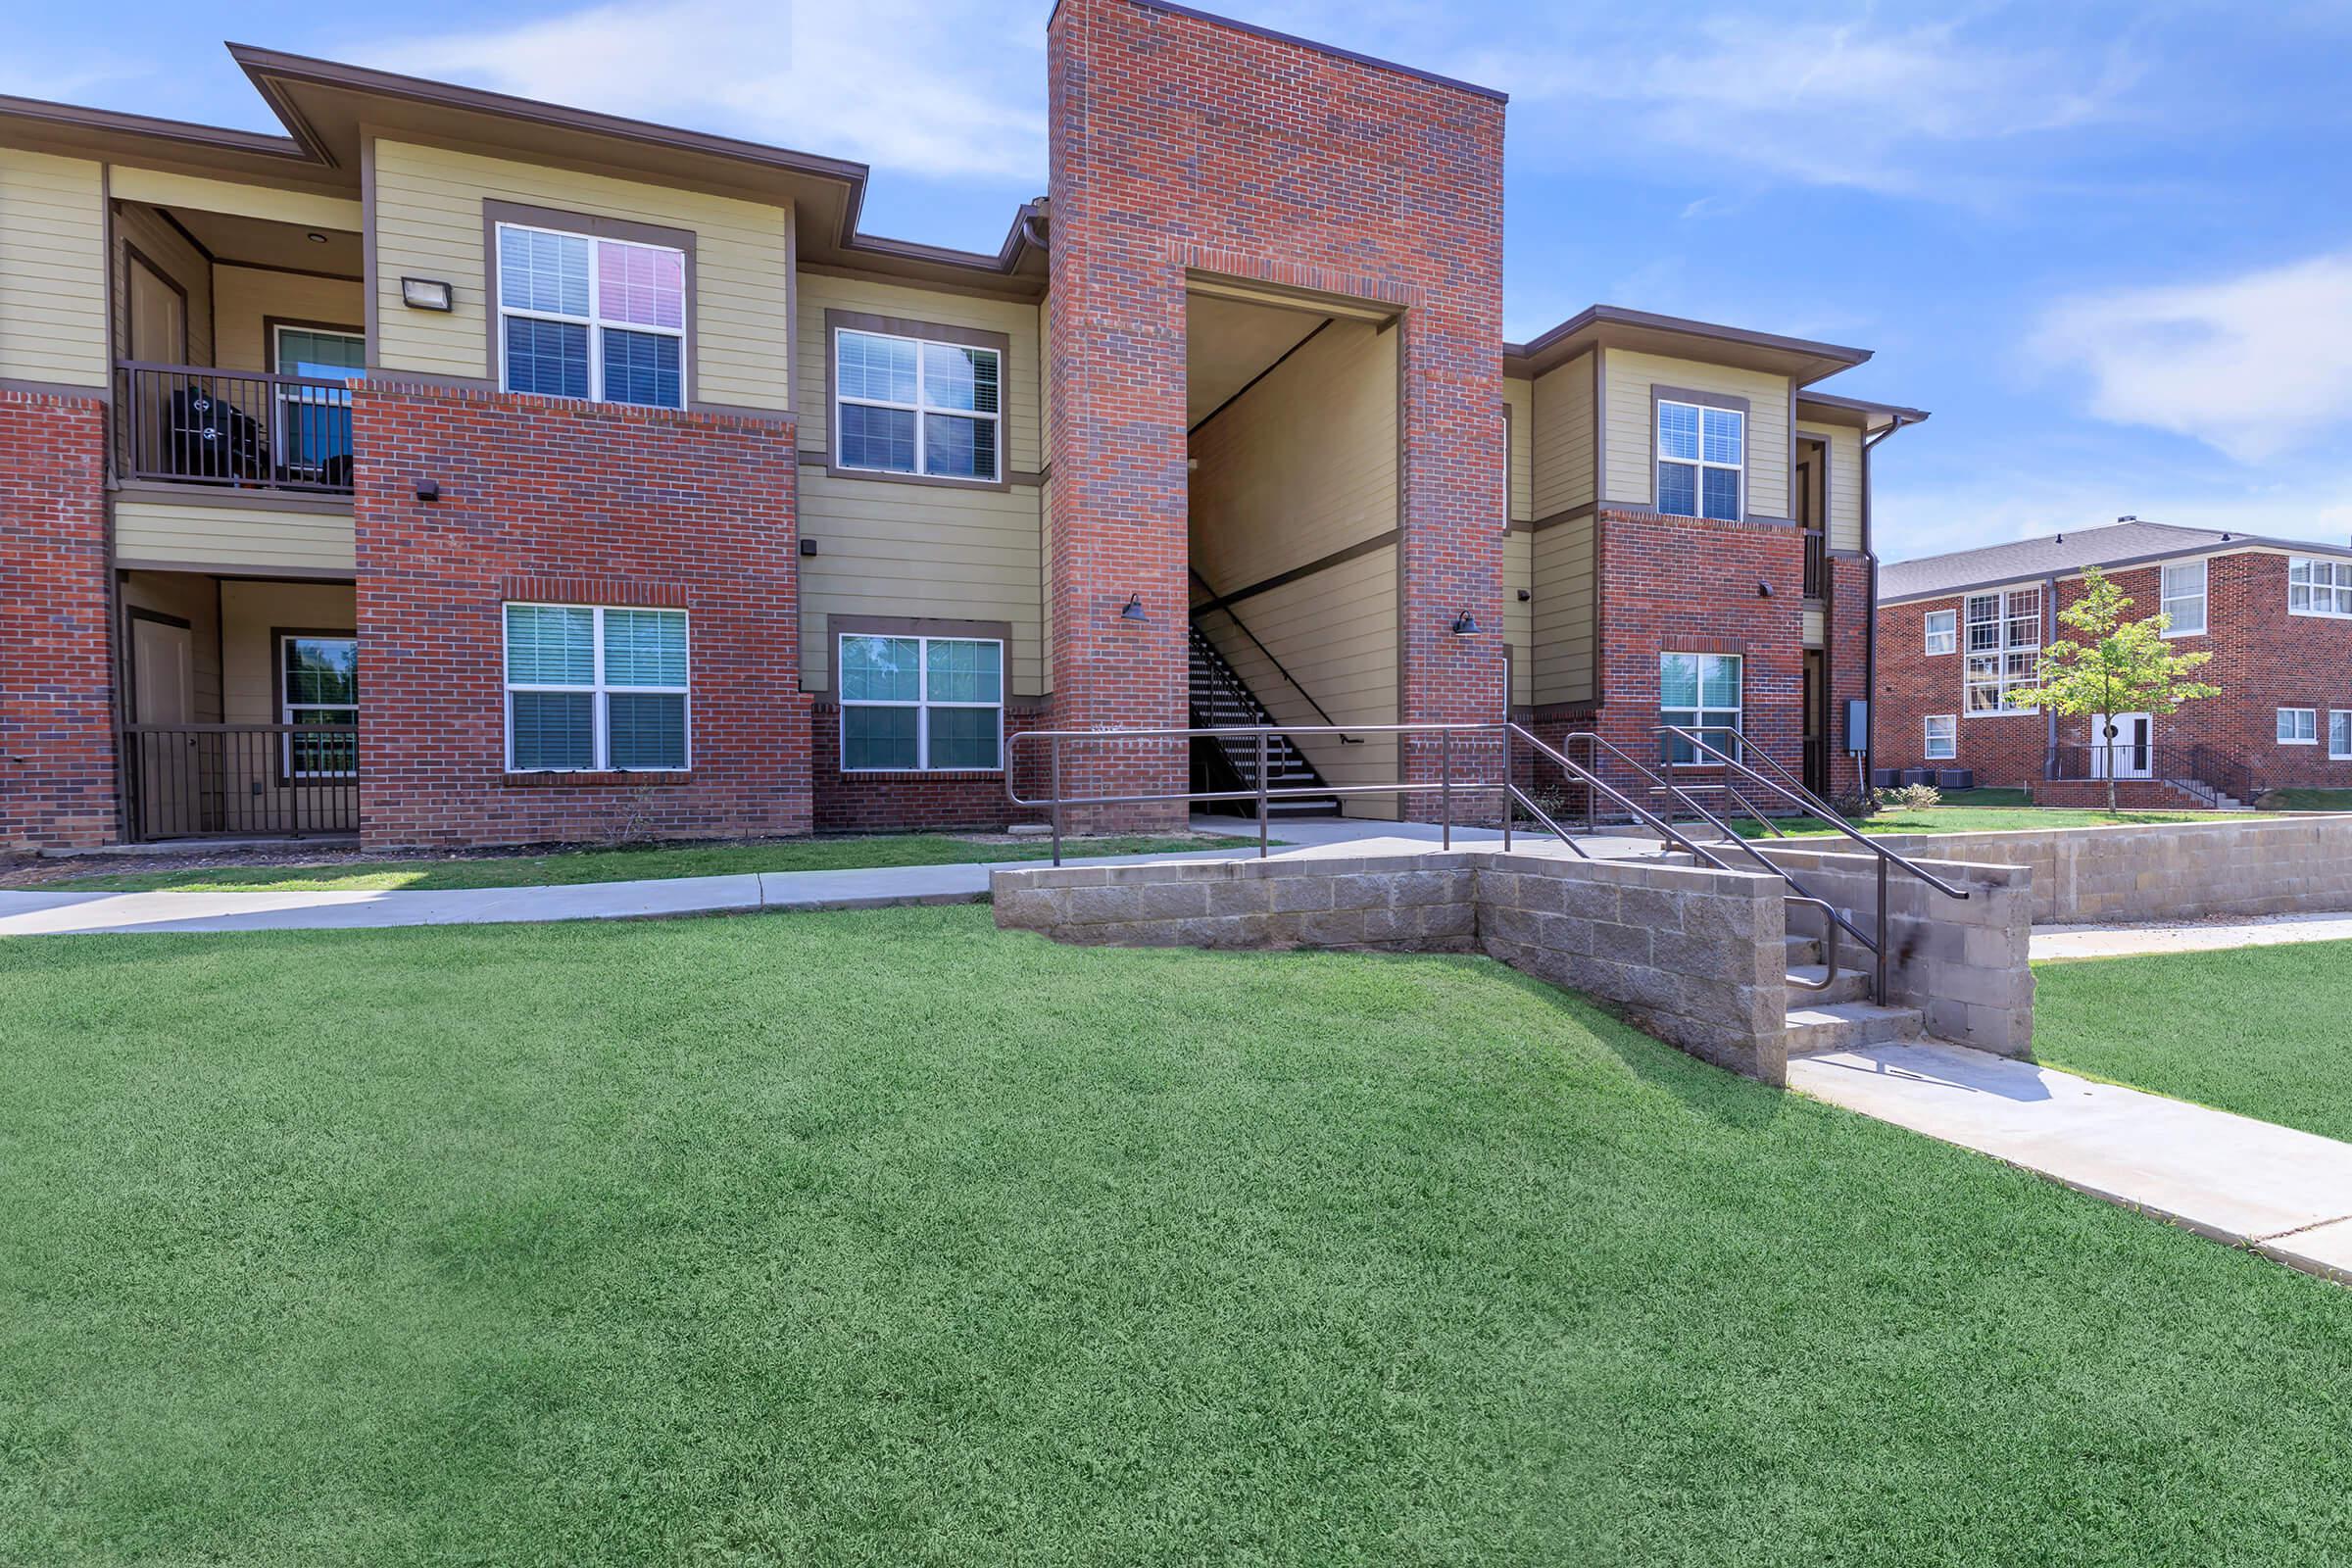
[0,388,116,851]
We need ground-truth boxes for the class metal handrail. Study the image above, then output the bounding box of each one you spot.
[1188,568,1361,742]
[1564,728,1788,843]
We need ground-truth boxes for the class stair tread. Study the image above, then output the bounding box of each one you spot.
[1785,964,1870,986]
[1786,1002,1921,1027]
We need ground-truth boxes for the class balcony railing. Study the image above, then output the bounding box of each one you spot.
[121,724,359,841]
[1802,528,1828,600]
[114,362,356,497]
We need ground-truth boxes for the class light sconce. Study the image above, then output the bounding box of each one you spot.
[1119,593,1150,622]
[415,478,441,503]
[1757,580,1772,598]
[400,276,455,312]
[1451,610,1480,635]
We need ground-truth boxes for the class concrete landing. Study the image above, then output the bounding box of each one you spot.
[2031,909,2352,961]
[1791,1041,2352,1283]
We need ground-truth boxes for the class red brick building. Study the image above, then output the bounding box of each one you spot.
[1875,520,2352,808]
[0,1,1923,854]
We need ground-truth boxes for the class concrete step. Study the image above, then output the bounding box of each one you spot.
[1785,964,1872,1005]
[1785,933,1821,967]
[1784,1001,1923,1056]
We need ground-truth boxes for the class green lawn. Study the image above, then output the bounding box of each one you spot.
[2035,940,2352,1144]
[5,908,2350,1565]
[42,832,1260,893]
[1733,804,2231,838]
[2260,789,2352,812]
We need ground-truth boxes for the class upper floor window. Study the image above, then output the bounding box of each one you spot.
[2289,557,2352,618]
[1924,714,1957,760]
[2160,560,2207,636]
[1923,609,1956,656]
[835,327,1002,483]
[1964,587,2041,714]
[1656,400,1742,522]
[496,221,685,409]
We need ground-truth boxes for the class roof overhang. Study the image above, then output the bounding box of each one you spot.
[1796,389,1931,435]
[1505,304,1872,386]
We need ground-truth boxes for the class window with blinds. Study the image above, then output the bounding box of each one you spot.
[504,604,689,771]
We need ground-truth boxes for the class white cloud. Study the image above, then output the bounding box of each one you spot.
[2034,252,2352,462]
[359,0,1045,184]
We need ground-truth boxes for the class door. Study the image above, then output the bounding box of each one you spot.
[129,614,198,838]
[126,253,186,365]
[272,325,364,484]
[2091,712,2153,779]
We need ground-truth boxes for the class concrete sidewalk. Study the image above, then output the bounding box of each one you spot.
[2031,909,2352,961]
[0,815,1651,936]
[1791,1042,2352,1284]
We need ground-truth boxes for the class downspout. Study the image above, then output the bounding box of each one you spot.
[1859,414,1916,795]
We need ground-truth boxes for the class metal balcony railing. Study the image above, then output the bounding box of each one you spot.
[114,362,356,496]
[120,723,359,841]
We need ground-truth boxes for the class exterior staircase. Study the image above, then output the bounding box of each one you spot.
[1186,623,1341,816]
[1782,931,1924,1055]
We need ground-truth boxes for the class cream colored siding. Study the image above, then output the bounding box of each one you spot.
[1037,476,1054,694]
[108,168,359,232]
[1503,374,1533,522]
[1803,608,1826,647]
[798,270,1043,473]
[1187,318,1398,816]
[213,268,366,372]
[798,472,1044,695]
[1529,352,1593,520]
[122,571,223,722]
[113,202,213,366]
[1797,419,1865,554]
[1504,523,1532,708]
[115,497,355,574]
[370,139,793,410]
[1531,517,1594,707]
[0,147,108,386]
[1602,349,1790,519]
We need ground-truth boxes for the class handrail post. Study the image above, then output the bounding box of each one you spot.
[1050,735,1062,867]
[1255,730,1269,859]
[1875,853,1890,1004]
[1441,729,1452,851]
[1500,725,1513,851]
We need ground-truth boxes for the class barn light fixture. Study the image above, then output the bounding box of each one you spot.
[1119,594,1149,622]
[1451,610,1480,635]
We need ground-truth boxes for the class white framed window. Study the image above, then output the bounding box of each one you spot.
[1923,608,1956,656]
[279,631,357,779]
[1661,652,1741,764]
[2278,708,2318,746]
[1924,714,1957,760]
[503,604,689,772]
[839,633,1004,771]
[2289,557,2352,617]
[496,221,685,409]
[834,327,1002,482]
[1964,587,2042,715]
[1656,400,1742,522]
[2332,711,2352,761]
[2160,560,2208,636]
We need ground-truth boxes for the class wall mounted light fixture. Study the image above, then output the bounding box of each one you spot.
[1120,594,1149,622]
[1451,610,1480,634]
[400,277,455,312]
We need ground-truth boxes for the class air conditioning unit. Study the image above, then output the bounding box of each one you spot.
[1935,769,1976,791]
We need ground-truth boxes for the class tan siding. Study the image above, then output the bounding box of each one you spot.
[113,202,213,366]
[0,147,108,386]
[108,168,359,232]
[1803,608,1826,647]
[1798,419,1865,553]
[1602,349,1791,519]
[1186,318,1399,817]
[1531,517,1594,707]
[1503,374,1533,522]
[213,267,366,372]
[1503,523,1532,708]
[1529,351,1593,520]
[797,470,1044,696]
[115,498,355,574]
[371,139,792,411]
[122,571,223,722]
[797,270,1042,472]
[1037,475,1054,694]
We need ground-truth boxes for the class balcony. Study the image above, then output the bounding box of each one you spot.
[113,362,356,498]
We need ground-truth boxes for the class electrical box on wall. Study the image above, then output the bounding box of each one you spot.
[1842,699,1870,754]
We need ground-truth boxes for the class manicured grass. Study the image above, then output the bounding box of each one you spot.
[2035,940,2352,1144]
[1733,805,2231,838]
[43,832,1261,893]
[4,907,2350,1565]
[2260,788,2352,812]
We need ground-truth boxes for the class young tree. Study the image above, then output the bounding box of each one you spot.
[2004,566,2221,811]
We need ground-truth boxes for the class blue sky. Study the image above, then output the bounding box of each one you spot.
[13,0,2352,563]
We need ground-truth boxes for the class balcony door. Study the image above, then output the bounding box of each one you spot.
[125,250,186,366]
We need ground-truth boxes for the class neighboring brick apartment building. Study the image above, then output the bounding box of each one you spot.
[1875,520,2352,808]
[0,0,1924,854]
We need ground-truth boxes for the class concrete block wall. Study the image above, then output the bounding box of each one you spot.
[1869,815,2352,924]
[993,854,1481,954]
[1756,846,2034,1056]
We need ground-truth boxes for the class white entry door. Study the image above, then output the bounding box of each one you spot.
[2091,712,2153,779]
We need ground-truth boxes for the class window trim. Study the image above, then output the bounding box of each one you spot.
[482,200,695,410]
[274,626,358,784]
[2332,710,2352,762]
[2158,557,2208,638]
[1650,386,1748,523]
[1962,586,2043,717]
[502,602,692,774]
[1660,650,1743,767]
[1923,713,1957,761]
[2288,556,2352,619]
[2278,708,2319,747]
[837,629,1006,774]
[1923,608,1956,657]
[825,309,1012,492]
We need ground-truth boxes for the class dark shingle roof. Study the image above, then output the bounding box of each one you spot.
[1877,521,2352,603]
